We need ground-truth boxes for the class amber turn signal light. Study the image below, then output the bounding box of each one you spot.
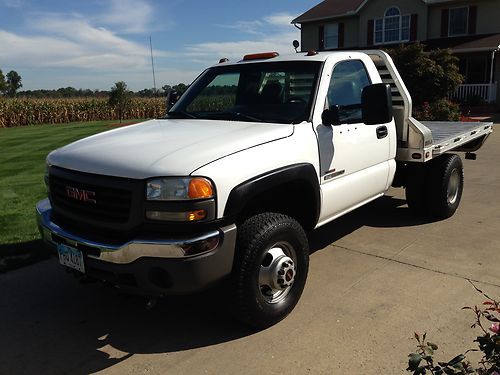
[188,178,214,199]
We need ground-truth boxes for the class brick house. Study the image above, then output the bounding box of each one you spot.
[292,0,500,106]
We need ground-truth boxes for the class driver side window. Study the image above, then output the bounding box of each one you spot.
[327,60,371,124]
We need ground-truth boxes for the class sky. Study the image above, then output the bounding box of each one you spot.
[0,0,320,91]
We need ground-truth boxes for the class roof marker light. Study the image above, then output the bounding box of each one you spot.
[243,52,279,61]
[306,50,318,56]
[219,58,229,63]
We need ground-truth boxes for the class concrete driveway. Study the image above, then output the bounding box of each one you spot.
[1,126,499,374]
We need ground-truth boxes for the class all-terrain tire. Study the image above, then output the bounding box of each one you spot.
[426,154,464,219]
[230,213,309,329]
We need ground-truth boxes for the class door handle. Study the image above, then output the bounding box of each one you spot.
[376,126,388,139]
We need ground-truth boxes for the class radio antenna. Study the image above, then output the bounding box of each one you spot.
[149,36,157,95]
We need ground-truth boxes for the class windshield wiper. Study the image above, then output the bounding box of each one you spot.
[204,111,263,122]
[165,110,198,119]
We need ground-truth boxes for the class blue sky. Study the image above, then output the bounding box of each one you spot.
[0,0,320,90]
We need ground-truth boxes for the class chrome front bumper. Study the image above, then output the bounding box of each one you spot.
[36,198,237,265]
[36,198,237,294]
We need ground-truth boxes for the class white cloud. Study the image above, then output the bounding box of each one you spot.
[264,13,296,27]
[217,20,264,36]
[95,0,156,34]
[0,10,169,71]
[186,13,300,61]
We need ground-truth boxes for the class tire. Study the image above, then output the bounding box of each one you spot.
[405,165,428,216]
[427,154,464,219]
[230,213,309,329]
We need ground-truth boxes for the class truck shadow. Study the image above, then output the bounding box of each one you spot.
[0,194,434,374]
[0,262,253,374]
[308,194,438,253]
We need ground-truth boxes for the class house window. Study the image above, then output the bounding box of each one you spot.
[449,7,468,36]
[325,23,339,49]
[374,7,410,45]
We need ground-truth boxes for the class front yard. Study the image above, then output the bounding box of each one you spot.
[0,120,140,270]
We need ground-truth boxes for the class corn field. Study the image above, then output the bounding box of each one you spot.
[0,97,167,128]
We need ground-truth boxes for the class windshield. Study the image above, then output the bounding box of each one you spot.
[168,61,322,124]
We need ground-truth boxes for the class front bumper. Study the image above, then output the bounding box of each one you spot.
[36,199,237,295]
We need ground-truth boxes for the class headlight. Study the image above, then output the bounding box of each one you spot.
[146,177,214,201]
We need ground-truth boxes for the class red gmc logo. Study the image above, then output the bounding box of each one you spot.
[66,186,97,204]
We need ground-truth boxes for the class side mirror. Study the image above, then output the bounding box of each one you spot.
[166,90,180,112]
[321,105,341,126]
[362,83,393,125]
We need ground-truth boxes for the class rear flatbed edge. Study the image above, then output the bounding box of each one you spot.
[422,121,493,157]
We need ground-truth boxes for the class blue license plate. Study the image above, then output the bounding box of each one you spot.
[57,243,85,273]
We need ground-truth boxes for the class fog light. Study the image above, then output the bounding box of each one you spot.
[146,210,207,222]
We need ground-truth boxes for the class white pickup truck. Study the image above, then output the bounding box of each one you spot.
[36,50,492,328]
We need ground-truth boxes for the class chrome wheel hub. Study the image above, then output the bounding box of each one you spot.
[259,242,297,304]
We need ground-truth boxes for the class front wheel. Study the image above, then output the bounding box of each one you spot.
[231,213,309,329]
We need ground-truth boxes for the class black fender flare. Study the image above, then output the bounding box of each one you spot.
[223,163,321,228]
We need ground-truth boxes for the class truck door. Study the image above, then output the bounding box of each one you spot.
[316,59,391,225]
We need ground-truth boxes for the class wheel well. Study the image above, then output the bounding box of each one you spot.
[236,180,318,231]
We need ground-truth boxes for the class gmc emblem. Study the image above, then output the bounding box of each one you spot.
[65,186,97,204]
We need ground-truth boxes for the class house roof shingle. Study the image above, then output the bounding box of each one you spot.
[292,0,366,24]
[292,0,465,24]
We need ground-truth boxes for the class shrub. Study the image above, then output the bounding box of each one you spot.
[413,99,461,121]
[407,283,500,375]
[386,43,464,121]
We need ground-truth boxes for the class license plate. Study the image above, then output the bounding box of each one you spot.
[57,243,85,273]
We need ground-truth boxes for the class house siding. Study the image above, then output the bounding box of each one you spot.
[428,0,500,40]
[301,17,359,51]
[358,0,428,46]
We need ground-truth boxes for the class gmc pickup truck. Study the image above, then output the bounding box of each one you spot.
[36,50,492,328]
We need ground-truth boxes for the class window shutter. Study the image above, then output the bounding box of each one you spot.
[441,8,449,37]
[410,14,418,41]
[367,19,374,46]
[468,6,477,34]
[318,24,325,50]
[338,22,345,48]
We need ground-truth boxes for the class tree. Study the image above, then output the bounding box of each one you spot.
[108,81,132,123]
[172,83,188,95]
[0,69,6,95]
[386,43,463,120]
[5,70,22,97]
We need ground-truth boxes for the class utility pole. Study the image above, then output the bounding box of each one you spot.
[149,36,157,95]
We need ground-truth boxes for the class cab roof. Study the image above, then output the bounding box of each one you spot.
[211,50,370,68]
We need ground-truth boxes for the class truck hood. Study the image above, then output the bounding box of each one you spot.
[48,119,294,179]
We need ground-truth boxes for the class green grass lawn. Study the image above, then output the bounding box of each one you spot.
[0,120,141,270]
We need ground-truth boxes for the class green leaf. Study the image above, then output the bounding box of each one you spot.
[427,342,439,350]
[447,354,465,366]
[413,366,426,375]
[408,353,422,371]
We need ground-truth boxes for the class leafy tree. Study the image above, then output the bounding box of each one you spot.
[108,81,132,123]
[5,70,22,97]
[0,69,6,95]
[386,43,463,121]
[161,84,172,94]
[172,83,188,95]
